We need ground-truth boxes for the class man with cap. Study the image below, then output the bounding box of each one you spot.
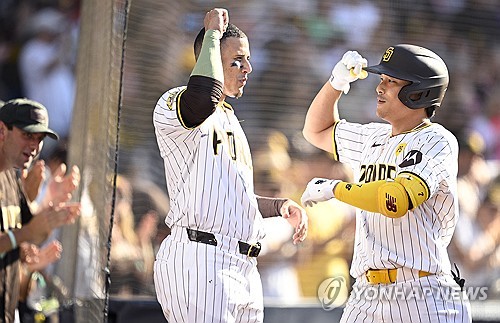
[0,98,80,322]
[300,46,471,322]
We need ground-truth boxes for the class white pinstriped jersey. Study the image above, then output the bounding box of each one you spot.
[332,120,459,279]
[153,86,266,242]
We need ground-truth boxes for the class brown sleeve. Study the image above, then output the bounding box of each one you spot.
[256,196,288,218]
[179,75,223,128]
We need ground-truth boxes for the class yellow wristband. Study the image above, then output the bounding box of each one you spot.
[7,230,17,249]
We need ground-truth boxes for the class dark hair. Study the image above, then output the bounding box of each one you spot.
[193,23,247,60]
[425,107,436,118]
[47,142,67,164]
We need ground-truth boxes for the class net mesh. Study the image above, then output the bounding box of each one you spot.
[54,0,126,322]
[60,0,500,320]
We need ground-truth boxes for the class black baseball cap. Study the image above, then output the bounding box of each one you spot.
[0,98,59,140]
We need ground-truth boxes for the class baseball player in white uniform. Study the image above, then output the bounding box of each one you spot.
[300,45,471,322]
[152,8,308,323]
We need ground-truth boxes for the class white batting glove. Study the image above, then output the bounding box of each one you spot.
[329,51,368,94]
[301,178,341,207]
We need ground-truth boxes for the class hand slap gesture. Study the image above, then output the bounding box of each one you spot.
[280,199,308,244]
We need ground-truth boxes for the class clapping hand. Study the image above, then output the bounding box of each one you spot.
[40,163,80,209]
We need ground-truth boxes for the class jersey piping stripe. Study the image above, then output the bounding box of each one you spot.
[331,121,340,161]
[175,88,194,130]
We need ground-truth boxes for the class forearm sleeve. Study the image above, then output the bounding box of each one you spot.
[334,173,429,218]
[179,29,224,128]
[256,196,288,218]
[191,29,224,82]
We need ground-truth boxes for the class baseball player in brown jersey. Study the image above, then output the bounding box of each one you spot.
[300,45,471,322]
[0,98,80,322]
[153,8,308,323]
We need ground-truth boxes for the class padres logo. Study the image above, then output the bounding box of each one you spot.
[382,47,394,62]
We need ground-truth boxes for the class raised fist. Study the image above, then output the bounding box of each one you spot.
[329,51,368,94]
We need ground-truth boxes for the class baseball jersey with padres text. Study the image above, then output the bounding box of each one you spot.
[331,120,458,279]
[153,86,266,243]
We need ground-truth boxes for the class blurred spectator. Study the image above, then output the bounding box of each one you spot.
[452,0,500,49]
[16,114,80,323]
[470,84,500,160]
[18,7,76,157]
[130,178,170,296]
[18,240,64,323]
[457,131,492,220]
[32,140,69,208]
[110,175,158,296]
[241,35,321,147]
[0,98,80,322]
[253,131,292,194]
[130,178,170,254]
[0,1,24,100]
[303,0,343,50]
[327,0,380,49]
[451,131,493,285]
[21,159,46,204]
[258,216,301,302]
[291,152,355,303]
[2,0,500,308]
[428,0,466,22]
[253,131,302,302]
[452,175,500,297]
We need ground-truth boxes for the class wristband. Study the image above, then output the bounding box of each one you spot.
[7,230,17,249]
[256,196,287,218]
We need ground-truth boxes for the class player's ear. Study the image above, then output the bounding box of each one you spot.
[0,122,7,139]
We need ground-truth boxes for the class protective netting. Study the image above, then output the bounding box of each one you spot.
[57,0,500,321]
[117,0,500,176]
[54,0,126,322]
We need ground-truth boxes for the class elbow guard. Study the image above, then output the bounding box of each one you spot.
[394,172,429,210]
[376,181,410,218]
[334,173,429,218]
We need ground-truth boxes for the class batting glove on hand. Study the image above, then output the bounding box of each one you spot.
[301,178,341,207]
[329,51,368,94]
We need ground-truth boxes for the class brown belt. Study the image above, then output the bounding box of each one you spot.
[365,268,432,284]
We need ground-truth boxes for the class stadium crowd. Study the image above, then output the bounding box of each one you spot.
[0,0,499,309]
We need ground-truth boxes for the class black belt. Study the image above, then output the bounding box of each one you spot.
[186,228,261,257]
